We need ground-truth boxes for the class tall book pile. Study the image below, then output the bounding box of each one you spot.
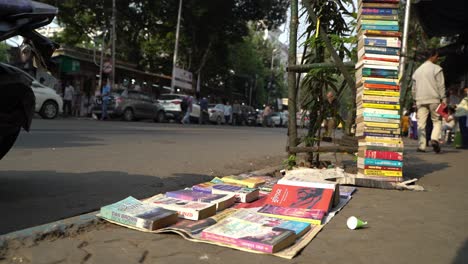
[355,0,403,182]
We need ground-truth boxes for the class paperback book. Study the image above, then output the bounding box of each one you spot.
[165,189,236,211]
[144,195,217,221]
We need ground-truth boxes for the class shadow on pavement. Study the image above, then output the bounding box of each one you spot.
[453,239,468,264]
[0,170,212,235]
[404,150,451,180]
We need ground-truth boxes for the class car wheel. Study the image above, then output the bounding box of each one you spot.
[155,111,166,123]
[123,108,135,121]
[216,116,222,125]
[40,100,58,119]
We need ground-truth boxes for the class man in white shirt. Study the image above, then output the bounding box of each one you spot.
[63,82,75,117]
[412,49,446,153]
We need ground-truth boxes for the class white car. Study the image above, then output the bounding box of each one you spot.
[157,94,200,122]
[208,104,225,125]
[271,112,289,127]
[31,81,63,119]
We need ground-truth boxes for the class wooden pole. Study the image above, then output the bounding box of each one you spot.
[287,0,299,155]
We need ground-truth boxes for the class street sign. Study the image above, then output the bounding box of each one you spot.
[173,66,193,90]
[103,61,112,74]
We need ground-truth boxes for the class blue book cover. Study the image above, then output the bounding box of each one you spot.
[361,25,399,31]
[364,158,403,167]
[364,47,400,56]
[364,79,398,86]
[363,113,400,119]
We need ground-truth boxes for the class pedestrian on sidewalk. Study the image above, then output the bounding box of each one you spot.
[409,107,418,139]
[199,96,209,124]
[402,111,410,137]
[262,104,272,127]
[63,82,74,117]
[101,83,111,120]
[224,101,232,125]
[411,49,446,153]
[454,87,468,148]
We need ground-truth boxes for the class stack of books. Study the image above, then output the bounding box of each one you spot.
[355,0,403,182]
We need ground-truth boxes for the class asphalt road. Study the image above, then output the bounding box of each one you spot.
[0,118,289,234]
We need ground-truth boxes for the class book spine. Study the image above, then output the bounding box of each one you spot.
[361,8,398,15]
[222,179,256,188]
[101,208,144,229]
[364,165,402,171]
[201,232,274,253]
[258,212,322,225]
[362,132,401,138]
[365,150,403,161]
[361,15,399,21]
[361,24,399,31]
[363,100,399,105]
[361,20,399,26]
[364,46,400,55]
[362,103,400,110]
[364,169,403,177]
[362,90,400,97]
[364,158,403,167]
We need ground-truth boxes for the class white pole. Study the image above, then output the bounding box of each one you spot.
[171,0,183,93]
[399,0,412,82]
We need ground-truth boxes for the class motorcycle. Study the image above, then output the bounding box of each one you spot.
[0,0,58,160]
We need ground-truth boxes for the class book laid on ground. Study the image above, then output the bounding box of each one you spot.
[144,195,217,220]
[167,208,237,236]
[220,175,266,188]
[257,204,326,225]
[99,196,178,231]
[211,184,260,203]
[165,189,236,211]
[277,174,340,208]
[230,209,311,237]
[233,193,269,209]
[192,180,243,193]
[200,212,297,253]
[265,184,335,214]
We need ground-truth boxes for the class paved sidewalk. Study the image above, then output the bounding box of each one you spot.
[1,140,467,264]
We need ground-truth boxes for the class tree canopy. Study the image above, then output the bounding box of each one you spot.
[43,0,289,104]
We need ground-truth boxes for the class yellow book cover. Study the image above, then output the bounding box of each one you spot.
[363,137,403,144]
[363,90,400,97]
[221,175,265,188]
[362,103,400,110]
[257,212,322,226]
[364,169,403,177]
[364,122,400,128]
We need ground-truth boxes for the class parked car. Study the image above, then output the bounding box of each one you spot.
[31,80,63,119]
[271,112,288,127]
[208,104,225,125]
[92,89,165,122]
[157,94,200,122]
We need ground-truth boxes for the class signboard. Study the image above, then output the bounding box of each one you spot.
[173,66,193,90]
[60,57,80,73]
[103,61,113,74]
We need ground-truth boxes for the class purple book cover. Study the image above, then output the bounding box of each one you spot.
[166,190,227,203]
[258,204,326,221]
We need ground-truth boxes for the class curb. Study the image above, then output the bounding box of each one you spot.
[0,165,282,249]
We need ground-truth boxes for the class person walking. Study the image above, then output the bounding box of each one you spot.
[100,83,111,120]
[224,101,232,125]
[454,87,468,148]
[323,91,339,139]
[182,95,193,124]
[411,49,446,153]
[262,104,272,127]
[63,82,74,117]
[409,107,418,139]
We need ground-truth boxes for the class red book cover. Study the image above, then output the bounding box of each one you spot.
[365,150,403,161]
[363,56,399,63]
[364,165,402,171]
[436,103,448,120]
[265,184,334,213]
[364,83,400,90]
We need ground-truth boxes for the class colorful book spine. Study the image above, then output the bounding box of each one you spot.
[365,150,403,161]
[364,169,403,177]
[361,8,398,15]
[363,158,403,167]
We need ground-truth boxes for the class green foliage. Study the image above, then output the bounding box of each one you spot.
[283,155,297,170]
[43,0,289,95]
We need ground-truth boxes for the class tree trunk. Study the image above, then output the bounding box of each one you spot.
[287,0,299,156]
